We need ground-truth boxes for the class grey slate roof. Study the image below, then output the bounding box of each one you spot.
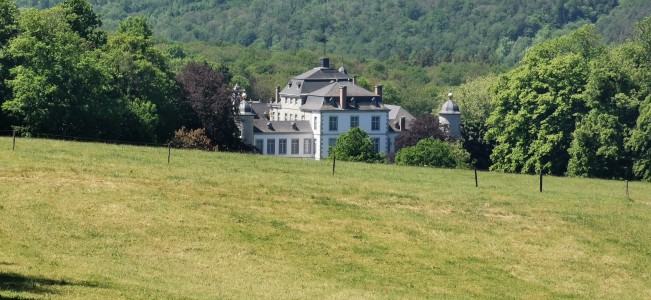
[310,81,376,97]
[281,67,353,96]
[386,104,416,132]
[253,120,312,133]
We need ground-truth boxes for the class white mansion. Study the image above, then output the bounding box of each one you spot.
[236,58,460,160]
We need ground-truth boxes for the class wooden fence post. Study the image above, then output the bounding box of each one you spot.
[332,155,336,176]
[12,130,16,151]
[474,167,478,188]
[167,143,171,164]
[539,170,543,193]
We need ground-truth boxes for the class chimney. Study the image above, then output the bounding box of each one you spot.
[400,116,406,131]
[374,85,383,97]
[275,86,280,103]
[353,76,357,85]
[339,85,347,109]
[320,57,330,68]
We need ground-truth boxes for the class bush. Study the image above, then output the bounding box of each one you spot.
[169,127,214,151]
[330,127,382,163]
[395,138,469,169]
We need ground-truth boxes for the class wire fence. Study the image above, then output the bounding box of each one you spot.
[0,129,169,148]
[0,129,637,199]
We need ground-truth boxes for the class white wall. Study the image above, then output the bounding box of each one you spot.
[319,111,389,159]
[253,132,316,159]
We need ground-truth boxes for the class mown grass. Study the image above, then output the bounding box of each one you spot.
[1,137,650,299]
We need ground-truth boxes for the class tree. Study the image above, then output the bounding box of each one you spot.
[395,138,469,169]
[395,114,446,151]
[100,16,182,142]
[58,0,105,47]
[452,75,499,170]
[330,127,381,163]
[0,0,19,130]
[176,61,244,150]
[486,26,604,175]
[0,0,18,43]
[567,111,629,178]
[2,7,115,138]
[624,17,651,180]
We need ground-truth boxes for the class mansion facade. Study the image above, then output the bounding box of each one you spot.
[236,58,459,160]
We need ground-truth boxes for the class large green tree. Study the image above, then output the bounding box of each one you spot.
[567,43,642,179]
[0,0,19,130]
[486,26,604,175]
[2,7,114,137]
[624,17,651,180]
[100,16,182,142]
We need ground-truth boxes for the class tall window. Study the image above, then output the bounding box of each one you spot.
[314,117,318,130]
[372,138,380,153]
[255,139,263,154]
[350,116,359,128]
[329,116,338,131]
[328,138,337,151]
[279,139,287,155]
[266,139,275,155]
[303,139,312,154]
[291,139,299,154]
[372,116,380,131]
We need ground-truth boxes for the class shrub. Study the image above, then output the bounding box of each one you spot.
[330,127,382,163]
[169,127,213,151]
[395,138,469,169]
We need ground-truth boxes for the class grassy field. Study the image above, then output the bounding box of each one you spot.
[1,137,650,299]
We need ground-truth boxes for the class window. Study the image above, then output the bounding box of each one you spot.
[291,139,299,154]
[372,138,380,153]
[350,116,359,128]
[314,117,318,130]
[304,139,312,154]
[266,139,275,155]
[284,113,288,121]
[279,139,287,155]
[328,138,337,150]
[255,139,264,154]
[372,116,380,131]
[329,116,338,131]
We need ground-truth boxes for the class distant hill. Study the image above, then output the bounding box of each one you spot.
[16,0,648,66]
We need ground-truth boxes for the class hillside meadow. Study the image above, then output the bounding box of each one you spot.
[1,137,650,299]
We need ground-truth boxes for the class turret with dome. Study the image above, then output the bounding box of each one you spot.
[438,91,462,140]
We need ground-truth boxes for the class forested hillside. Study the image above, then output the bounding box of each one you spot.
[15,0,642,66]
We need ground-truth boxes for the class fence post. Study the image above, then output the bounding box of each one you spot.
[539,170,543,193]
[474,167,478,188]
[626,180,629,199]
[332,155,336,176]
[167,143,171,164]
[12,130,16,151]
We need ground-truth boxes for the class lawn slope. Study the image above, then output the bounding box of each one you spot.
[1,138,650,299]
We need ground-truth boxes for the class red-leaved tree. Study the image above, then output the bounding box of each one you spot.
[395,114,446,151]
[176,62,245,150]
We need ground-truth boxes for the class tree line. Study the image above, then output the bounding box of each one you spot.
[480,21,651,181]
[0,0,246,150]
[14,0,636,67]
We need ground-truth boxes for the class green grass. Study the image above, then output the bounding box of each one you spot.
[1,137,650,299]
